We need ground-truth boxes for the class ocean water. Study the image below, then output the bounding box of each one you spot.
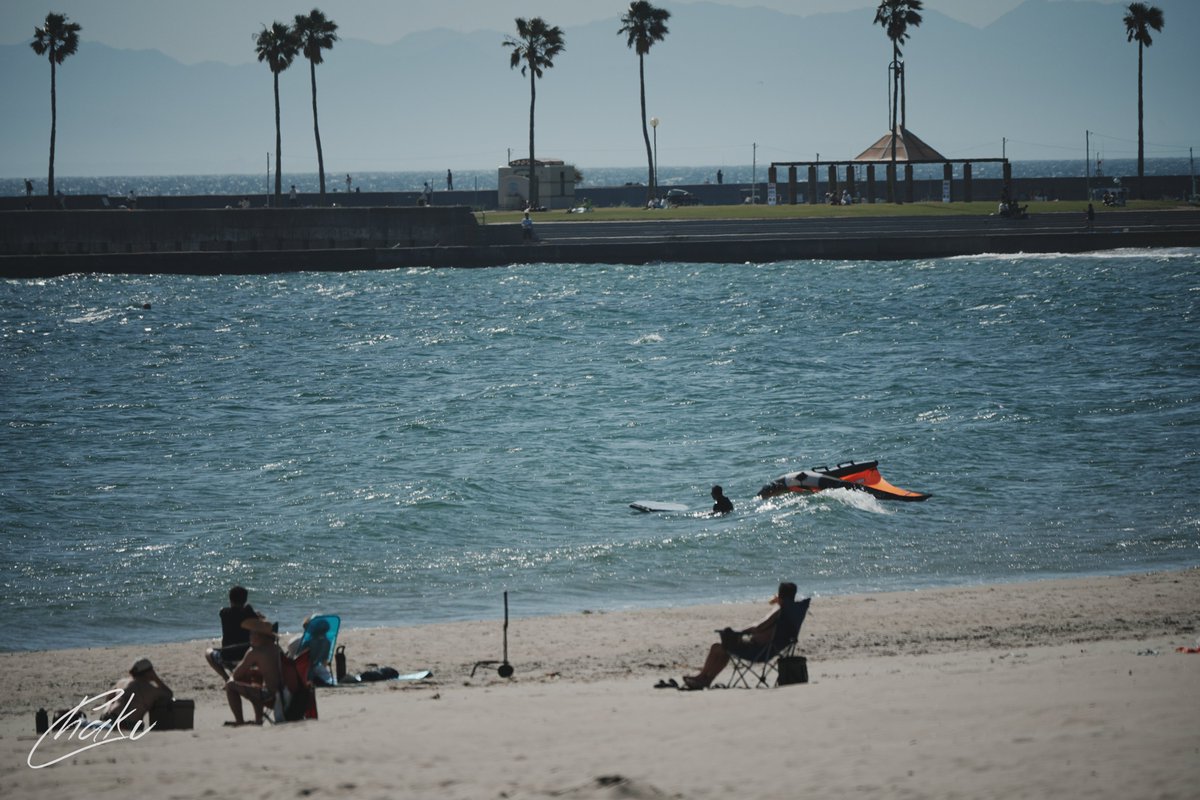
[4,157,1194,197]
[3,249,1198,652]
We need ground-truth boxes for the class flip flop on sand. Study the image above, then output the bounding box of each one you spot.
[653,678,679,689]
[223,720,261,727]
[680,676,707,691]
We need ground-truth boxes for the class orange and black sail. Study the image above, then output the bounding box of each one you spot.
[756,460,930,502]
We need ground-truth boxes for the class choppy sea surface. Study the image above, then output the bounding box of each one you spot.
[3,249,1198,651]
[3,157,1194,197]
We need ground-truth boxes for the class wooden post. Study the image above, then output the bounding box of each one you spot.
[788,165,798,205]
[807,164,818,205]
[963,162,973,203]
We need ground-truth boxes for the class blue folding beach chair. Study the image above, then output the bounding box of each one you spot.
[295,614,340,686]
[724,597,810,689]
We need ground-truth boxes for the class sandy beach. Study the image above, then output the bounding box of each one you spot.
[3,569,1198,799]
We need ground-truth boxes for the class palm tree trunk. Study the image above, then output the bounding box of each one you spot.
[311,60,326,197]
[528,67,538,209]
[889,43,899,203]
[1137,41,1145,198]
[273,73,283,201]
[639,54,653,205]
[48,56,57,197]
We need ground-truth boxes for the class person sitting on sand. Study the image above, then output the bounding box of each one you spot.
[96,658,172,729]
[225,618,282,726]
[682,581,798,689]
[205,585,263,681]
[711,485,733,515]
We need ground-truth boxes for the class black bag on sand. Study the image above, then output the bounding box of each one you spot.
[776,656,808,686]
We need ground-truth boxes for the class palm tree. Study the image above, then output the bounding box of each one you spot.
[255,21,300,202]
[1124,2,1164,197]
[503,17,566,209]
[619,2,671,205]
[30,12,82,198]
[294,9,338,199]
[873,0,922,203]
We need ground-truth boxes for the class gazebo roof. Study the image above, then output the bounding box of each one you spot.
[854,127,946,163]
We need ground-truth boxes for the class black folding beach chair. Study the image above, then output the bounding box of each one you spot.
[724,596,810,689]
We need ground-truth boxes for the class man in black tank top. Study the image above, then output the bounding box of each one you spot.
[204,586,263,681]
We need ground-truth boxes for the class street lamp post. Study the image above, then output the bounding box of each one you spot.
[650,117,659,204]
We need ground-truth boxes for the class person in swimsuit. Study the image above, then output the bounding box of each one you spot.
[682,582,797,689]
[225,618,282,725]
[97,658,172,729]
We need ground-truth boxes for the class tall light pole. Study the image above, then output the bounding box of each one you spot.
[752,142,757,204]
[650,116,659,203]
[1190,146,1196,201]
[1085,130,1091,202]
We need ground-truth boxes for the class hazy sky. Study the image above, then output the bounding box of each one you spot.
[8,0,1183,178]
[4,0,1124,65]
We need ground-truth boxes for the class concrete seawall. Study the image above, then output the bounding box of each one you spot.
[2,220,1200,280]
[4,205,1200,278]
[1,206,520,257]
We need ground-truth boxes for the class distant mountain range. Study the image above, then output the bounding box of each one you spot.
[3,0,1196,179]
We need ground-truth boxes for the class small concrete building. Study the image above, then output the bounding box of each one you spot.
[498,159,579,210]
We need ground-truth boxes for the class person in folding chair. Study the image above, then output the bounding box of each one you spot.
[682,581,808,689]
[204,585,264,682]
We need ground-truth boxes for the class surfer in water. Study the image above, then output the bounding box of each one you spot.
[711,485,733,515]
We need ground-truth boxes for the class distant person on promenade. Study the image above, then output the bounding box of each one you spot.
[422,181,433,206]
[96,658,172,730]
[204,585,263,682]
[1086,203,1095,232]
[446,169,453,191]
[521,211,534,241]
[225,618,282,726]
[717,169,723,185]
[24,178,33,209]
[289,185,298,206]
[126,189,137,209]
[711,485,733,515]
[345,174,352,194]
